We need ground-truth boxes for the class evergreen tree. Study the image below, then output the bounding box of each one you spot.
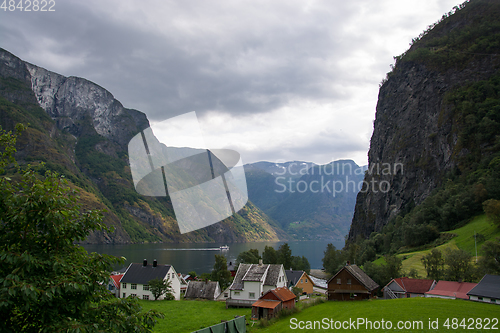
[277,243,292,270]
[211,254,232,289]
[262,245,278,264]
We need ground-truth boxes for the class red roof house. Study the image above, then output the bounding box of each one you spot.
[251,287,296,320]
[108,274,123,298]
[425,280,477,300]
[383,277,436,299]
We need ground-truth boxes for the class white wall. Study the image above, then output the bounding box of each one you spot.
[120,266,181,300]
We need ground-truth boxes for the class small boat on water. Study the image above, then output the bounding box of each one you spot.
[219,245,229,250]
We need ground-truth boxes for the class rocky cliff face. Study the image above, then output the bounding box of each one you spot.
[0,48,284,244]
[348,0,500,241]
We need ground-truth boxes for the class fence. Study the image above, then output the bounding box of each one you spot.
[192,315,246,333]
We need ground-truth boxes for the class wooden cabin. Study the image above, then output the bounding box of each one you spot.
[327,263,378,301]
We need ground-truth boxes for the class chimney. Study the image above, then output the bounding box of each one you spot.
[259,259,263,266]
[143,259,147,267]
[153,259,157,267]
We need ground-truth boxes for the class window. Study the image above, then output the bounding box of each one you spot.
[337,278,341,284]
[143,295,149,300]
[122,283,127,289]
[131,293,137,297]
[249,292,255,299]
[131,284,137,290]
[224,293,228,297]
[143,284,149,291]
[305,279,308,283]
[234,291,240,296]
[301,279,303,284]
[122,293,126,298]
[347,279,351,285]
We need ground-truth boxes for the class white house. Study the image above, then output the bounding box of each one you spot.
[226,261,287,308]
[120,259,182,300]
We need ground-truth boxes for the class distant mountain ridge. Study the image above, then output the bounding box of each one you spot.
[0,48,286,244]
[245,159,366,240]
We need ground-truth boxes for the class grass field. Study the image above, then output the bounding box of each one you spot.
[251,297,499,332]
[140,297,499,332]
[139,299,251,332]
[397,215,499,277]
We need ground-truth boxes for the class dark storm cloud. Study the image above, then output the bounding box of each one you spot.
[0,0,364,120]
[0,0,463,164]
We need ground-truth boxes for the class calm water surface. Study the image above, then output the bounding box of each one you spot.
[83,240,343,274]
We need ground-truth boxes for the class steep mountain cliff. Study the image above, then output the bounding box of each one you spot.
[0,48,285,244]
[348,0,500,243]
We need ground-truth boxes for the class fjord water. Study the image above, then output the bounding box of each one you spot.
[83,240,342,274]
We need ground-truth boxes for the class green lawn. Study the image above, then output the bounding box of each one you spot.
[141,297,499,332]
[251,297,499,332]
[139,299,250,333]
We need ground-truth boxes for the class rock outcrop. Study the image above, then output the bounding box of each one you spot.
[0,48,284,244]
[348,0,500,241]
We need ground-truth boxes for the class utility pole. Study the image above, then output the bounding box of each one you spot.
[474,230,478,263]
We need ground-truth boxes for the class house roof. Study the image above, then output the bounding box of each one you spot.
[243,264,269,282]
[230,263,284,290]
[387,277,435,294]
[467,274,500,299]
[328,264,379,292]
[264,287,296,302]
[185,281,220,299]
[252,299,281,309]
[120,263,171,285]
[264,265,283,286]
[425,280,477,299]
[110,274,122,288]
[285,270,304,287]
[230,264,250,290]
[227,261,236,271]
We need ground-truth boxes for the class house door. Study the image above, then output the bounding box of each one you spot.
[258,307,263,319]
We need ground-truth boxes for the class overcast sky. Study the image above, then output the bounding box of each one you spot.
[0,0,462,166]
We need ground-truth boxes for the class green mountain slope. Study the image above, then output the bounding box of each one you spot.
[245,160,364,240]
[0,48,286,244]
[348,0,500,254]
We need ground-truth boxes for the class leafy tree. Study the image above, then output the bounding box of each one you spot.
[291,286,302,299]
[262,245,278,264]
[443,248,477,282]
[277,243,292,270]
[407,268,420,279]
[421,249,445,280]
[483,199,500,226]
[149,278,174,301]
[236,248,261,264]
[0,125,162,332]
[211,254,232,289]
[478,238,500,275]
[200,272,212,281]
[187,271,197,279]
[363,255,403,288]
[291,255,311,274]
[322,243,343,275]
[384,254,403,281]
